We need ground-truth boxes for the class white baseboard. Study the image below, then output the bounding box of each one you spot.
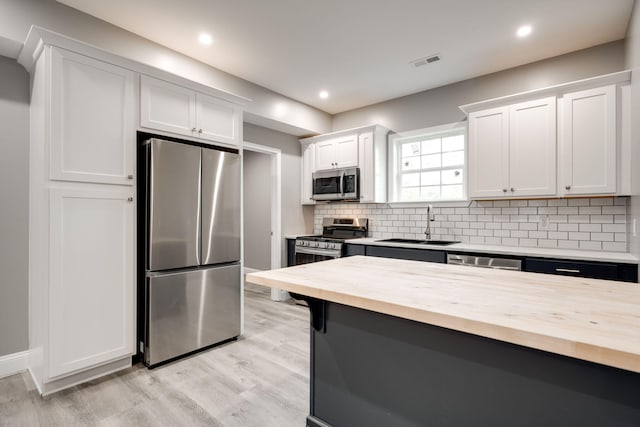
[0,350,29,379]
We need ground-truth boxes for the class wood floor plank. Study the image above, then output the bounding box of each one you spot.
[0,285,310,426]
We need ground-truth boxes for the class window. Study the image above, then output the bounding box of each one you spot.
[389,123,466,202]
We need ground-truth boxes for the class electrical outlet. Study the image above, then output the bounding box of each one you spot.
[539,215,550,230]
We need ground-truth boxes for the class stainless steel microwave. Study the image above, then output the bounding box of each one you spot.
[312,167,360,201]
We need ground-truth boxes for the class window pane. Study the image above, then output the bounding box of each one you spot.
[421,139,441,154]
[401,156,420,171]
[442,150,464,167]
[442,184,463,199]
[442,134,464,152]
[402,142,421,158]
[401,172,420,187]
[442,168,463,184]
[421,171,440,186]
[421,186,441,200]
[421,153,441,169]
[401,187,420,201]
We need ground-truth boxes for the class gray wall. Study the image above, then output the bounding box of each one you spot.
[332,41,626,133]
[243,150,272,271]
[243,123,315,266]
[625,3,640,276]
[0,55,29,356]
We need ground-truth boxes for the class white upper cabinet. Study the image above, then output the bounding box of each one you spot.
[301,125,388,204]
[195,92,241,145]
[468,97,556,199]
[314,135,358,170]
[50,47,135,186]
[49,186,134,378]
[140,75,241,146]
[140,75,196,136]
[462,71,631,200]
[468,106,509,198]
[561,85,616,196]
[301,142,316,205]
[508,97,557,197]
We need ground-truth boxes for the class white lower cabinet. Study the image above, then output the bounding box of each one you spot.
[48,187,134,378]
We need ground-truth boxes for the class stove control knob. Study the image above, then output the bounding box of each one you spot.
[318,242,326,249]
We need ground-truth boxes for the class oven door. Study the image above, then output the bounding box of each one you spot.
[294,246,340,265]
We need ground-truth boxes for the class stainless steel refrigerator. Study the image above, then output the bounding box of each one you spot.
[141,138,241,367]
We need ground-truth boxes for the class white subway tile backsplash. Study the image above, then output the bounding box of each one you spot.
[579,224,601,232]
[603,242,627,251]
[558,207,579,215]
[313,197,629,253]
[548,199,568,207]
[557,223,579,232]
[580,241,602,250]
[568,199,590,206]
[590,198,614,206]
[558,240,579,249]
[578,207,602,215]
[605,205,626,215]
[590,232,613,242]
[569,232,590,240]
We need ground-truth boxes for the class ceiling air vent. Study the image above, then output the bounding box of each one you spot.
[410,54,441,68]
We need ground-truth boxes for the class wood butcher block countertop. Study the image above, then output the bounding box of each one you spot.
[246,256,640,373]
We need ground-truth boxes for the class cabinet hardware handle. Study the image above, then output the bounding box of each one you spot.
[510,188,515,192]
[127,197,134,202]
[502,188,507,193]
[191,128,197,132]
[556,268,580,273]
[127,174,133,180]
[198,129,203,133]
[565,185,571,190]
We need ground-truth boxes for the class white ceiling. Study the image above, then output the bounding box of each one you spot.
[57,0,634,115]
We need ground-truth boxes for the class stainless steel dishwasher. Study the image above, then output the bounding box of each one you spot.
[447,253,522,271]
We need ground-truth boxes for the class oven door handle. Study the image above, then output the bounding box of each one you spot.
[295,246,340,257]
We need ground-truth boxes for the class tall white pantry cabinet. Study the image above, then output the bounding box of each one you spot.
[26,44,135,395]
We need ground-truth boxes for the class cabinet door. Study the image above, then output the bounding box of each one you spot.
[562,85,616,195]
[358,132,374,202]
[315,139,337,170]
[334,135,358,168]
[468,106,509,198]
[140,75,196,137]
[195,92,241,145]
[49,187,134,378]
[301,142,316,205]
[50,48,135,185]
[509,97,557,197]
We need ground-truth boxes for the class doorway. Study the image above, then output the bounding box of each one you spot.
[241,142,285,301]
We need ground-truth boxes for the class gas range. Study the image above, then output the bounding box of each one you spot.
[294,218,368,264]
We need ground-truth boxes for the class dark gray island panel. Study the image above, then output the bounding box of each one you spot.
[307,300,640,427]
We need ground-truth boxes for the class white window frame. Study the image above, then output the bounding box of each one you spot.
[387,121,468,206]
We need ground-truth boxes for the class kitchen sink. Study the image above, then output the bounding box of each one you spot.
[376,238,460,246]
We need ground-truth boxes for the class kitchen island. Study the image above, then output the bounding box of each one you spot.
[246,256,640,427]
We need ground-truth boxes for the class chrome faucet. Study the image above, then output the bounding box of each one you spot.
[424,204,434,240]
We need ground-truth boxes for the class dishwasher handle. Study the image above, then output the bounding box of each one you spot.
[447,254,522,271]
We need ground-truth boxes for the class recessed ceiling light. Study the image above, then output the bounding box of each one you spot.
[516,25,532,38]
[319,90,329,99]
[198,33,213,45]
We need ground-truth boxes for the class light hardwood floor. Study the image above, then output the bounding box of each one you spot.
[0,285,310,426]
